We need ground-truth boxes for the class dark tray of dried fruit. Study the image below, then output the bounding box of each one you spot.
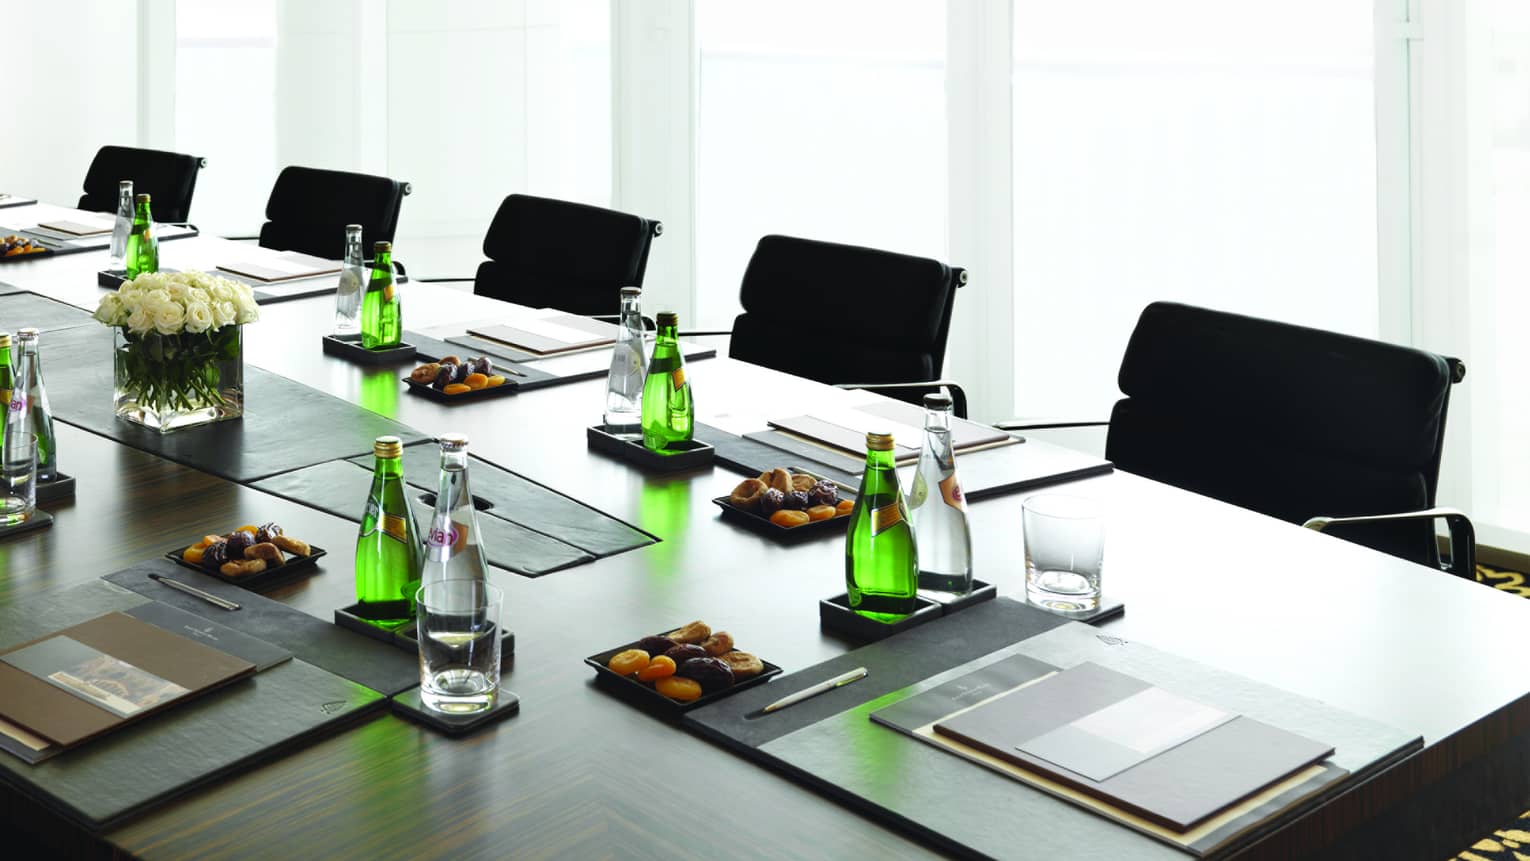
[402,354,518,402]
[713,467,856,540]
[0,234,53,262]
[585,620,781,713]
[166,521,326,588]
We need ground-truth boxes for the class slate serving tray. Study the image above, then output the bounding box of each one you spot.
[404,376,519,403]
[586,636,782,715]
[165,541,328,589]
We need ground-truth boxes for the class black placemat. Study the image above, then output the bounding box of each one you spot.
[103,559,419,695]
[42,323,427,483]
[0,291,100,334]
[0,578,385,831]
[685,598,1072,750]
[347,446,655,558]
[250,459,597,577]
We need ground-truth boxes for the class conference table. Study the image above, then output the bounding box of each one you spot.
[1,216,1528,860]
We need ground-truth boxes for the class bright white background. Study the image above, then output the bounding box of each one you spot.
[0,0,1524,550]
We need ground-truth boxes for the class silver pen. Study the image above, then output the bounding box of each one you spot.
[761,667,867,714]
[148,573,241,611]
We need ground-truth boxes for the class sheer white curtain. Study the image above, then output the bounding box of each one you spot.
[1010,1,1379,420]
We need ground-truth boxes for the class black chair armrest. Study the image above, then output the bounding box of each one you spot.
[834,380,970,419]
[414,277,475,284]
[676,329,734,338]
[1303,507,1476,580]
[222,234,259,241]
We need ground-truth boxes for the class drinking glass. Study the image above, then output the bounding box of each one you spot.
[1022,494,1104,613]
[416,579,503,714]
[1,434,36,526]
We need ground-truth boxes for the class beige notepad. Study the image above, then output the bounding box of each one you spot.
[218,252,342,283]
[468,314,617,355]
[37,219,113,237]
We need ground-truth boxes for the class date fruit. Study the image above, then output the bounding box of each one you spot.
[677,657,735,692]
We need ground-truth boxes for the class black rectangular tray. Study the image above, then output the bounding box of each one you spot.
[403,376,518,403]
[36,472,75,503]
[0,508,52,537]
[586,636,782,714]
[166,540,328,588]
[919,578,998,614]
[335,601,515,657]
[323,333,416,365]
[819,592,943,642]
[99,267,179,288]
[586,424,714,472]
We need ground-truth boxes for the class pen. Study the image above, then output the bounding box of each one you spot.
[761,667,867,714]
[148,573,241,611]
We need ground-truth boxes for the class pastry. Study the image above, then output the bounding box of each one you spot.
[666,620,711,644]
[219,558,267,577]
[766,468,794,493]
[272,534,311,557]
[245,542,285,565]
[700,631,734,656]
[790,473,816,493]
[728,478,767,510]
[720,651,764,679]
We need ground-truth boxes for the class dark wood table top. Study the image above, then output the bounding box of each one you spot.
[3,232,1529,859]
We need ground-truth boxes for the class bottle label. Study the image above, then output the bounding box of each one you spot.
[671,367,686,389]
[8,393,24,414]
[870,502,903,536]
[382,513,409,542]
[939,474,966,511]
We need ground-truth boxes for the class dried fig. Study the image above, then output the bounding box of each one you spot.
[766,468,793,493]
[665,620,711,644]
[728,478,768,510]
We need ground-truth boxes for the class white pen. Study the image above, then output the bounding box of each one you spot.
[761,667,867,714]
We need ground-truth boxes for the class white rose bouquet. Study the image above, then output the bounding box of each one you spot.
[96,271,258,424]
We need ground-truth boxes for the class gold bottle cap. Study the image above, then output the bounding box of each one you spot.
[0,333,11,348]
[373,435,403,459]
[656,311,678,327]
[135,193,150,204]
[373,241,391,254]
[866,432,895,452]
[439,432,469,451]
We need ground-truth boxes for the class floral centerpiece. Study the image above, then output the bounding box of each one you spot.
[94,271,259,433]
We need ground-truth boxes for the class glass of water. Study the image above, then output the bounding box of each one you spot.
[416,579,503,714]
[1,434,36,526]
[1022,494,1104,613]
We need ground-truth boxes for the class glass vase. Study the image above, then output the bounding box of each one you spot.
[113,325,244,433]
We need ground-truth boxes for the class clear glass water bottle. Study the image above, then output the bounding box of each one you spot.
[15,329,55,484]
[908,393,973,596]
[109,180,133,266]
[333,224,364,335]
[421,433,491,589]
[1,343,35,526]
[604,286,646,429]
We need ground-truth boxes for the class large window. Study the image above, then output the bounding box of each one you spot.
[694,1,948,329]
[1010,1,1378,419]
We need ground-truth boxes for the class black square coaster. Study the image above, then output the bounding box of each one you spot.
[36,473,75,503]
[391,686,519,736]
[1024,593,1125,625]
[322,333,417,365]
[0,508,52,538]
[586,425,714,472]
[819,593,943,642]
[919,578,998,614]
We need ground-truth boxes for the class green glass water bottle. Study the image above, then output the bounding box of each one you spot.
[640,311,693,452]
[360,241,401,349]
[354,435,424,628]
[845,431,919,621]
[124,193,158,279]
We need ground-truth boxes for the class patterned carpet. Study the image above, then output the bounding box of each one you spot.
[1451,566,1530,860]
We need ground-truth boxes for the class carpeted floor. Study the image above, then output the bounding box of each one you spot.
[1451,566,1530,860]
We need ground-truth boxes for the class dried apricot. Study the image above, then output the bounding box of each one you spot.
[655,676,703,702]
[637,654,676,681]
[769,509,810,528]
[835,499,854,515]
[443,383,472,395]
[485,375,506,387]
[806,504,836,522]
[606,648,650,676]
[464,372,488,390]
[183,545,205,564]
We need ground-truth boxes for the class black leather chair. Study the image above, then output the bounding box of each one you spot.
[78,145,205,224]
[724,235,969,416]
[257,166,410,261]
[1103,301,1474,578]
[463,194,662,316]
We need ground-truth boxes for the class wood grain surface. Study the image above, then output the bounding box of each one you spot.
[0,228,1526,859]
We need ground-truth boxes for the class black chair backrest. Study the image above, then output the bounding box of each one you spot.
[79,145,204,224]
[729,235,965,386]
[258,166,408,260]
[1105,301,1458,566]
[473,194,661,315]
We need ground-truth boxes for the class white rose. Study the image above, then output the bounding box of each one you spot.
[94,293,126,326]
[166,281,190,302]
[184,301,214,333]
[153,301,185,335]
[213,301,238,329]
[125,306,153,335]
[234,291,260,325]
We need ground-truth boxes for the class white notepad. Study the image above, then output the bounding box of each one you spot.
[217,251,343,283]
